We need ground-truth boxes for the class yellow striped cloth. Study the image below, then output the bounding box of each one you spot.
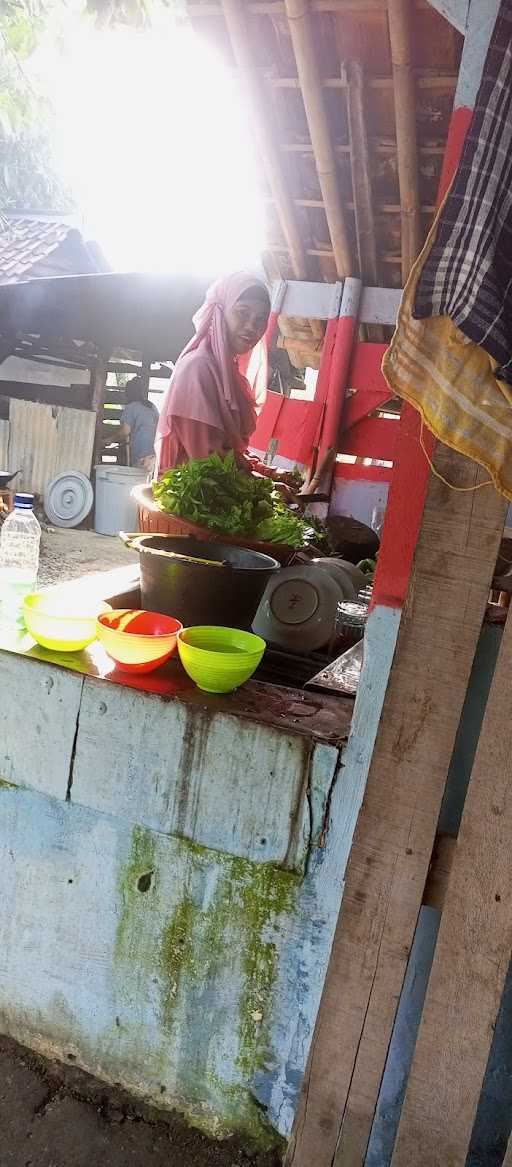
[382,216,512,501]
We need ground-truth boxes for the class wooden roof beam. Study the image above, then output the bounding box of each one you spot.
[284,0,355,277]
[264,195,436,211]
[267,242,403,263]
[189,0,435,14]
[388,0,422,281]
[270,72,458,89]
[280,140,446,156]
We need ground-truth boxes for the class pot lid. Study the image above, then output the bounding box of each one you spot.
[44,471,93,528]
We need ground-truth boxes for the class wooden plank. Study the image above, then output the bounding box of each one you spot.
[0,419,9,468]
[285,447,507,1167]
[503,1133,512,1167]
[391,605,512,1166]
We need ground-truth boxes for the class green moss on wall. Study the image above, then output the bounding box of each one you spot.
[115,825,299,1149]
[157,844,298,1079]
[160,895,198,1022]
[115,824,157,973]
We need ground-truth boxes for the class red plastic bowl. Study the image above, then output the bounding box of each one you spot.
[97,609,183,673]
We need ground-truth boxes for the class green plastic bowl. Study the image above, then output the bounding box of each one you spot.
[177,626,266,693]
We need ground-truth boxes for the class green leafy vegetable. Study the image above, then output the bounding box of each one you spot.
[153,451,315,547]
[357,558,376,575]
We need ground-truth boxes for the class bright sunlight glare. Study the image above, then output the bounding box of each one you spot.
[38,19,265,279]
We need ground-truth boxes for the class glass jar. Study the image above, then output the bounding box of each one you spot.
[332,600,368,654]
[357,584,373,606]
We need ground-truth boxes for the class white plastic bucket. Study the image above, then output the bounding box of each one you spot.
[94,465,144,536]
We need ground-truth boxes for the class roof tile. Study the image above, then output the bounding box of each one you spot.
[0,217,72,285]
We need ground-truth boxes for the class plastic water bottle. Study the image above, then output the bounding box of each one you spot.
[0,494,41,626]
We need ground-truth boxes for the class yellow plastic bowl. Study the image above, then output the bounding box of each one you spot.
[97,609,182,673]
[177,626,266,693]
[24,593,111,652]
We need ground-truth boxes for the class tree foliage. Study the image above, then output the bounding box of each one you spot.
[0,0,167,214]
[0,1,71,211]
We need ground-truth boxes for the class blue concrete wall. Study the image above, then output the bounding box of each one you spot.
[0,651,354,1148]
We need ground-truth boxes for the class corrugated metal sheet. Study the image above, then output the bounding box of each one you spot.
[7,399,95,496]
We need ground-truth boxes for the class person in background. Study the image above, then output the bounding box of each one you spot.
[154,272,295,491]
[120,375,159,474]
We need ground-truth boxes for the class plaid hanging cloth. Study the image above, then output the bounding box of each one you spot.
[414,0,512,383]
[383,0,512,500]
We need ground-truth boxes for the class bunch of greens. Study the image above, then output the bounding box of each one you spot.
[153,452,312,547]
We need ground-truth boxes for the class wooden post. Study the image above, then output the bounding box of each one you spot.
[388,0,422,280]
[285,453,507,1167]
[90,356,108,466]
[284,0,354,278]
[391,602,512,1166]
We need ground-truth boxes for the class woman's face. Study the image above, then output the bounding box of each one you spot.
[225,291,270,356]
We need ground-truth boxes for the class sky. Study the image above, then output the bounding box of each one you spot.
[30,10,266,279]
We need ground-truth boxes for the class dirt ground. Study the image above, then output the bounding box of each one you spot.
[38,527,138,589]
[0,1036,282,1167]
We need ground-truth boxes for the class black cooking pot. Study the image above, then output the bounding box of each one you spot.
[125,534,280,630]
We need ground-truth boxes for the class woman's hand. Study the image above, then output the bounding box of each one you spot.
[270,469,303,487]
[272,480,298,504]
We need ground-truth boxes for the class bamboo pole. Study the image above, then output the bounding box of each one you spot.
[346,60,378,284]
[284,0,355,277]
[221,0,308,281]
[388,0,422,280]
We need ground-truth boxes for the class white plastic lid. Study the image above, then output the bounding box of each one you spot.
[44,472,94,528]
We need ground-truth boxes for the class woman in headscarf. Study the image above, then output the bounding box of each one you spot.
[154,273,293,488]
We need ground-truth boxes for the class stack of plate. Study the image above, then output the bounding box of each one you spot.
[252,558,367,653]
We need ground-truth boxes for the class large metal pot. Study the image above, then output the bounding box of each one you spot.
[125,534,280,630]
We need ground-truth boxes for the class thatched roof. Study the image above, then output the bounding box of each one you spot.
[188,0,462,362]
